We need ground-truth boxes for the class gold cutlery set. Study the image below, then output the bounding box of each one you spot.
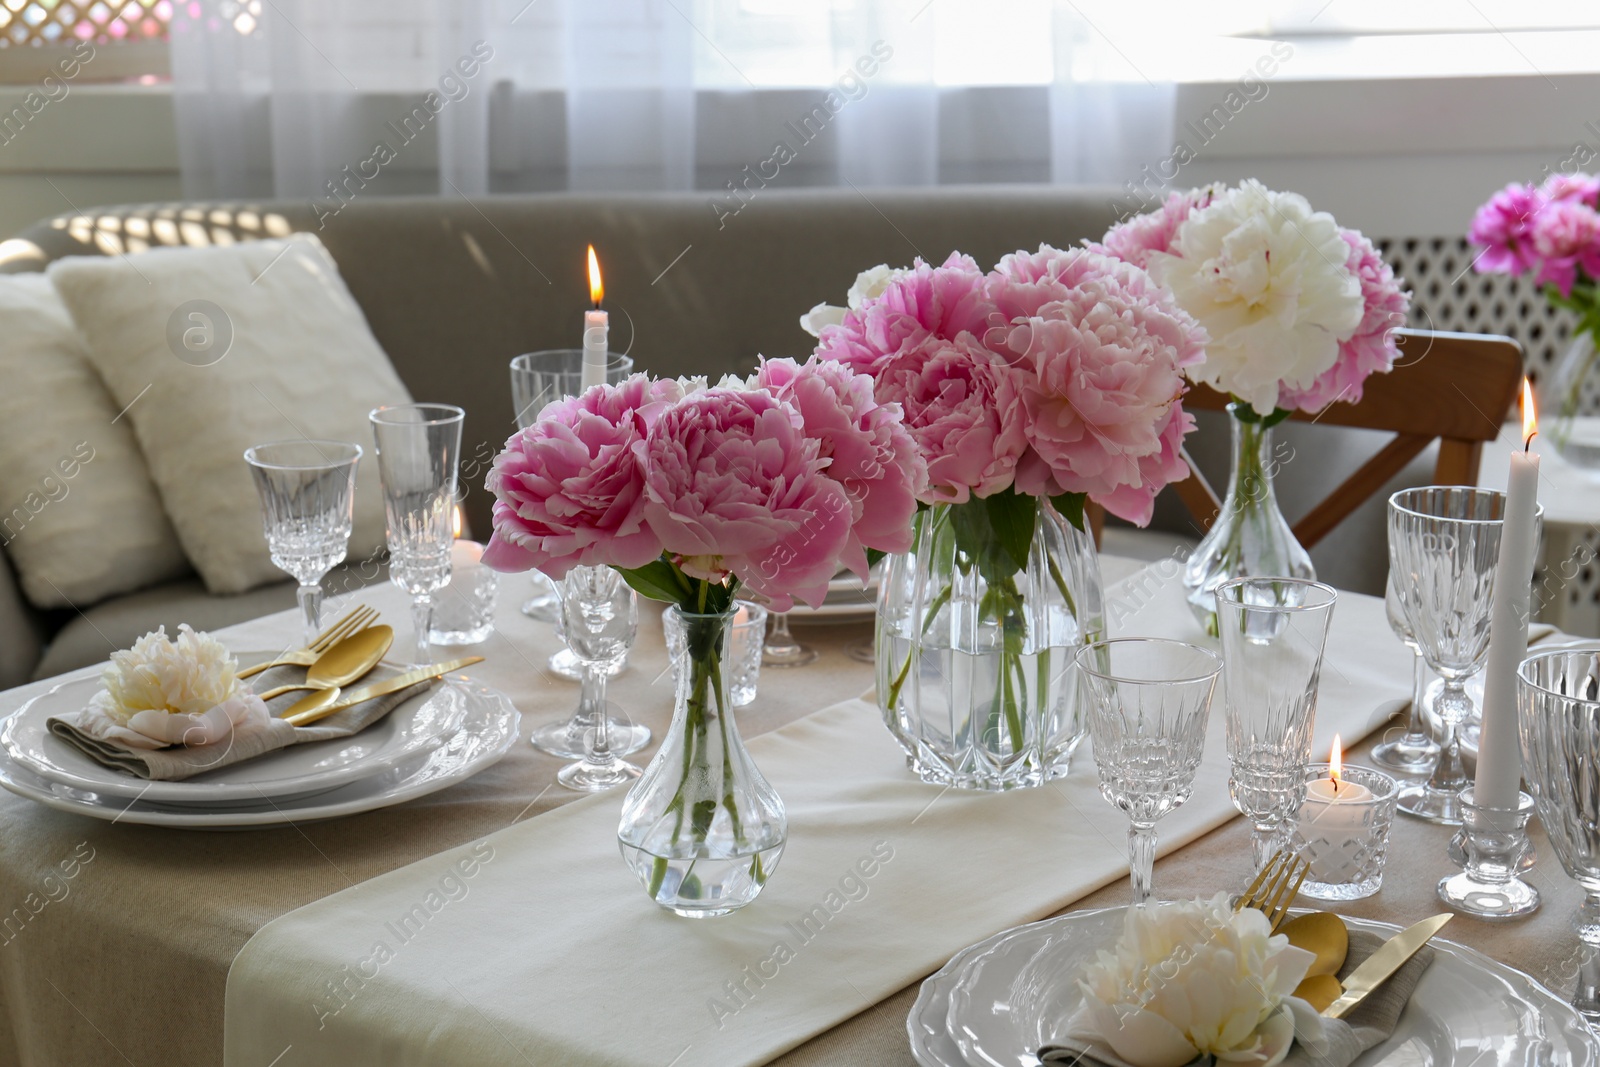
[241,605,484,727]
[1240,849,1451,1019]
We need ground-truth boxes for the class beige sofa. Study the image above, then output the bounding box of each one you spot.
[0,187,1417,687]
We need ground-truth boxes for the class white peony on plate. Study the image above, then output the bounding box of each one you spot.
[0,680,519,828]
[0,653,473,805]
[911,907,1599,1067]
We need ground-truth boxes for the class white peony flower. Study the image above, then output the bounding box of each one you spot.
[1150,180,1364,415]
[1074,893,1323,1067]
[90,625,269,748]
[799,263,907,337]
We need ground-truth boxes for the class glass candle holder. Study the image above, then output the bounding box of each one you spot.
[430,537,499,645]
[665,600,767,707]
[1289,763,1399,900]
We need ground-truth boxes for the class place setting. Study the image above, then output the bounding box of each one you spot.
[0,406,521,828]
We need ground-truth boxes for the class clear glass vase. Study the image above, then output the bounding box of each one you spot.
[1183,405,1315,634]
[875,496,1103,791]
[1542,328,1600,467]
[617,609,786,917]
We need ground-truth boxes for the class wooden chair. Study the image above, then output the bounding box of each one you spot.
[1088,328,1526,547]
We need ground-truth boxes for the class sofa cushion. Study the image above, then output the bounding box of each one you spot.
[48,234,411,596]
[0,273,191,608]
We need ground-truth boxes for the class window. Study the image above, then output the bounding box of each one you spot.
[0,0,170,47]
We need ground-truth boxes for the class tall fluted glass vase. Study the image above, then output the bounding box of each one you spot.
[1183,404,1314,634]
[875,493,1103,791]
[617,608,786,917]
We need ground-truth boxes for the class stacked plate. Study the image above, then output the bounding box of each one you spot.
[911,907,1599,1066]
[788,569,878,623]
[0,654,520,829]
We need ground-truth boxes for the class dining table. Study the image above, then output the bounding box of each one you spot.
[0,554,1591,1067]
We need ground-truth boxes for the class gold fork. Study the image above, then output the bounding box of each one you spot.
[236,605,378,680]
[1235,848,1311,933]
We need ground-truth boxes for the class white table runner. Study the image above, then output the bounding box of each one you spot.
[223,564,1410,1067]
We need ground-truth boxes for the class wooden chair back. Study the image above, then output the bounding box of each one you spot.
[1089,328,1526,547]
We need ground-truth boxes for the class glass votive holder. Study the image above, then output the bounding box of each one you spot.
[429,539,499,645]
[1288,763,1399,900]
[664,600,767,707]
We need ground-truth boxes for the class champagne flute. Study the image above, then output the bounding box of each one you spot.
[369,404,464,666]
[244,440,361,644]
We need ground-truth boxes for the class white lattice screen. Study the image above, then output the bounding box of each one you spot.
[0,0,168,47]
[1376,235,1582,397]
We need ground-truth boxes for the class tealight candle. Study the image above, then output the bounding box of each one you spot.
[1292,736,1399,900]
[430,506,499,645]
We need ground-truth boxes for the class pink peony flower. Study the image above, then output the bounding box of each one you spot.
[861,334,1028,504]
[481,375,681,577]
[754,356,926,576]
[1278,230,1411,413]
[814,252,994,376]
[640,388,852,611]
[1097,185,1222,270]
[989,245,1205,526]
[1543,172,1600,207]
[1529,197,1600,296]
[1469,182,1545,276]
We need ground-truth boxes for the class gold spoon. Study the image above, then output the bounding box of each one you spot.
[1281,911,1350,1012]
[255,625,394,701]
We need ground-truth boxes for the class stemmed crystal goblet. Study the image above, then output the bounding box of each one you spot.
[369,404,464,667]
[1370,574,1442,774]
[554,565,642,791]
[1388,487,1525,824]
[1216,577,1338,872]
[762,611,818,667]
[1077,638,1222,905]
[509,349,634,622]
[1519,648,1600,1023]
[244,440,362,644]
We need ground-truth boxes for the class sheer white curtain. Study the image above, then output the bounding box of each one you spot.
[169,0,1176,201]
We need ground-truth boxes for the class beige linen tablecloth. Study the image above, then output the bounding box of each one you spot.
[0,557,1589,1067]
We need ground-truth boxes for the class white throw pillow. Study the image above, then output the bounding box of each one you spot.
[0,274,191,607]
[50,234,412,596]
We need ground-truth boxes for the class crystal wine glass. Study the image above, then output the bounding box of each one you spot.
[762,610,818,667]
[1077,637,1221,905]
[1388,487,1524,824]
[510,349,634,622]
[369,404,464,667]
[1216,576,1338,872]
[1370,572,1441,774]
[244,440,362,644]
[554,565,642,791]
[1519,648,1600,1024]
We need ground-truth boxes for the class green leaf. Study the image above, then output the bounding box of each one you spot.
[616,559,687,605]
[1049,492,1088,533]
[985,489,1038,574]
[865,547,887,571]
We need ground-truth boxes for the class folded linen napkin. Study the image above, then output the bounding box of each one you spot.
[1039,928,1435,1067]
[46,663,437,781]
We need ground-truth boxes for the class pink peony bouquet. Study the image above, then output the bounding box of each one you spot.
[479,362,925,614]
[1101,180,1410,421]
[812,246,1206,532]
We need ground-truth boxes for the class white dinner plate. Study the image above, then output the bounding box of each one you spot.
[0,681,520,829]
[0,654,471,805]
[912,907,1598,1067]
[788,571,878,622]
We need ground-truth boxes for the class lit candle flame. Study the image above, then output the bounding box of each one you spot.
[587,244,603,307]
[1522,377,1538,449]
[452,504,463,540]
[1329,734,1344,794]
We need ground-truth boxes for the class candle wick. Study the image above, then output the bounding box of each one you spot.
[1524,430,1537,451]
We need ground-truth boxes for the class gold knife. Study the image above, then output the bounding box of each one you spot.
[282,657,485,727]
[1322,913,1451,1019]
